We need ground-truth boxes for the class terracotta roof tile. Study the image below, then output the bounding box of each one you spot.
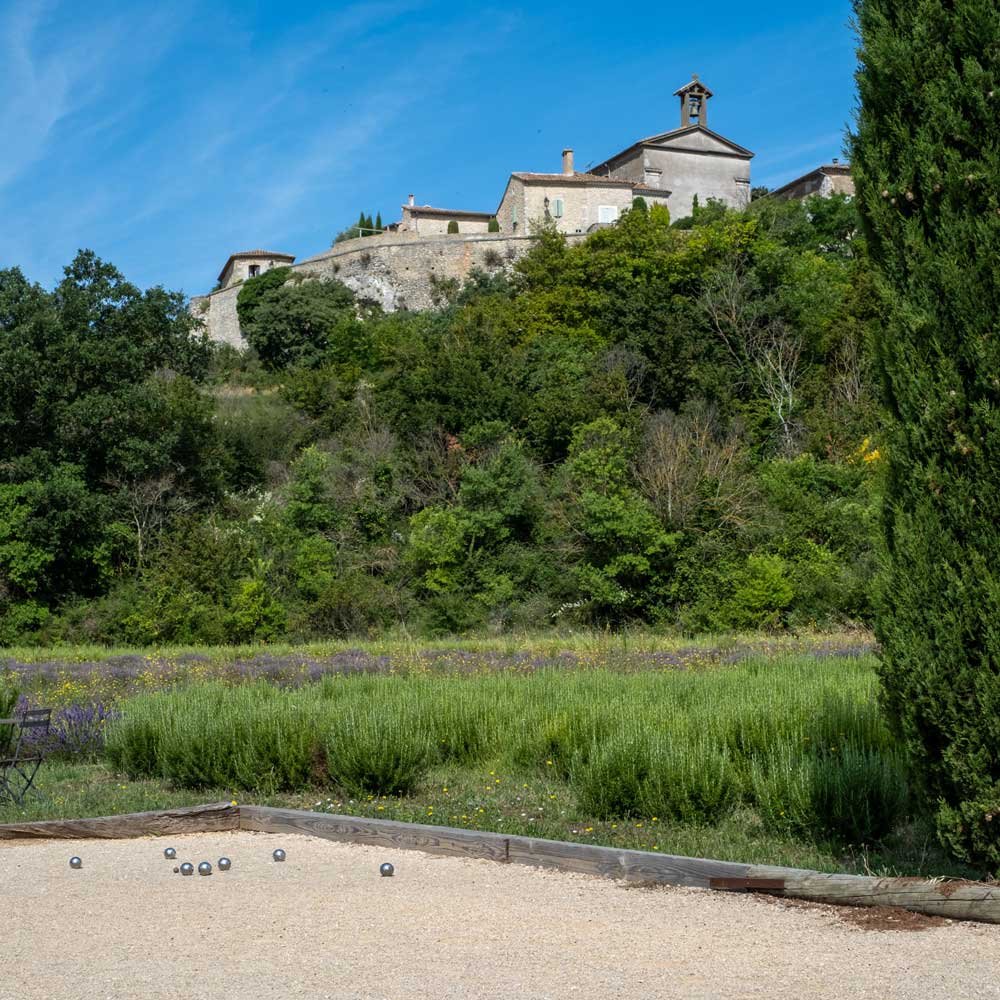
[402,206,494,219]
[510,171,637,187]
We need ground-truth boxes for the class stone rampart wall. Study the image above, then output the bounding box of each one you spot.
[190,232,586,349]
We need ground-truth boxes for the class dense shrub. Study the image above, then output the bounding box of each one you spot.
[325,707,431,796]
[852,0,1000,866]
[4,196,883,645]
[102,657,910,847]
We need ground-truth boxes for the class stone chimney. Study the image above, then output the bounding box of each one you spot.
[562,148,574,176]
[408,193,415,206]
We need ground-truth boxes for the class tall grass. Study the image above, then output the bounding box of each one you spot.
[104,655,909,845]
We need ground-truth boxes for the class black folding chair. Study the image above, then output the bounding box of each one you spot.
[0,708,52,805]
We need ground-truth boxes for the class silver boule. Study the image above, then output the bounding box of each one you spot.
[217,857,232,871]
[69,856,82,870]
[380,862,394,877]
[164,847,177,860]
[198,862,212,876]
[272,848,286,862]
[180,862,195,876]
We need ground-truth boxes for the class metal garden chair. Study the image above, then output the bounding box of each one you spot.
[0,708,52,804]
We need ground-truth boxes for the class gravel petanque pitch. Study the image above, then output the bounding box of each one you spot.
[2,831,999,1000]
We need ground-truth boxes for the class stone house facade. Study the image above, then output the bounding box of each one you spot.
[494,148,670,235]
[398,197,495,234]
[587,76,753,221]
[216,250,295,289]
[769,162,854,201]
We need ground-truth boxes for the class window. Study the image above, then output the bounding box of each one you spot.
[248,264,261,277]
[598,205,619,224]
[553,198,564,218]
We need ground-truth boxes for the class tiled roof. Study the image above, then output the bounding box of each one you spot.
[768,163,853,199]
[227,249,295,260]
[217,250,295,283]
[403,206,494,219]
[588,125,754,178]
[510,171,637,186]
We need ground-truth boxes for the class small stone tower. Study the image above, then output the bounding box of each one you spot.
[674,74,713,128]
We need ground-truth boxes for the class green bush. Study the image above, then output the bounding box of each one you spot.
[0,673,18,755]
[751,746,909,844]
[852,0,1000,866]
[99,658,911,847]
[325,707,431,796]
[641,737,739,825]
[487,217,500,233]
[570,736,650,818]
[106,684,321,792]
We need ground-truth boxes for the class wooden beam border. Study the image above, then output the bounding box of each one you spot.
[3,802,1000,924]
[0,801,239,840]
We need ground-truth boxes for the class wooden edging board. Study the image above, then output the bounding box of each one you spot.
[0,801,238,840]
[4,802,1000,924]
[240,805,1000,924]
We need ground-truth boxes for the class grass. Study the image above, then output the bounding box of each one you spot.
[0,628,873,667]
[4,632,970,880]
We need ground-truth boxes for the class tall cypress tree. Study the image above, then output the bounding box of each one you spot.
[851,0,1000,867]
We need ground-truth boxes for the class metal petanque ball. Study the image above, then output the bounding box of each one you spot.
[380,862,394,878]
[164,847,177,860]
[198,862,213,877]
[180,862,195,876]
[69,856,83,870]
[272,849,286,863]
[218,857,232,871]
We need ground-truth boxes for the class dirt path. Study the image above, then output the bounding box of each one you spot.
[2,831,998,999]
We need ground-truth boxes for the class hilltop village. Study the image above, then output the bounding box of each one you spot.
[192,77,852,347]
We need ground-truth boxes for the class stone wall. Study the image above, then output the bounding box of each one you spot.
[190,232,585,349]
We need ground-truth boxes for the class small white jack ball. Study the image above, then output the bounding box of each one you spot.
[380,862,395,877]
[180,862,195,876]
[272,848,286,862]
[218,857,232,871]
[69,856,83,870]
[198,862,213,876]
[164,847,177,860]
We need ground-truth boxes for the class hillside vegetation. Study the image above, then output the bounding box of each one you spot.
[0,195,877,645]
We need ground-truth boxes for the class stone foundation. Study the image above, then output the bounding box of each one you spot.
[190,232,584,348]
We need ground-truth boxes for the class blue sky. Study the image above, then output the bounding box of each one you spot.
[0,0,857,298]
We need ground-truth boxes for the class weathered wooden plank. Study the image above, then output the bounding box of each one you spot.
[239,806,509,862]
[750,870,1000,924]
[710,877,786,892]
[0,802,239,840]
[504,834,772,888]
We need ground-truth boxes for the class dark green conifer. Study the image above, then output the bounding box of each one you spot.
[851,0,1000,866]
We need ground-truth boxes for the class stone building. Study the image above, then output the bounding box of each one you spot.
[587,75,753,220]
[494,148,670,235]
[769,161,854,201]
[216,249,295,289]
[398,195,495,234]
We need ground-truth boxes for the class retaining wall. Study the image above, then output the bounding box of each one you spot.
[191,232,585,348]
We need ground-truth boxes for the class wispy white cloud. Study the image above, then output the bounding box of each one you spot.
[0,1,78,189]
[0,0,193,191]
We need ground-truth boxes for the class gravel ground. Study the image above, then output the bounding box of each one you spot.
[2,831,998,1000]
